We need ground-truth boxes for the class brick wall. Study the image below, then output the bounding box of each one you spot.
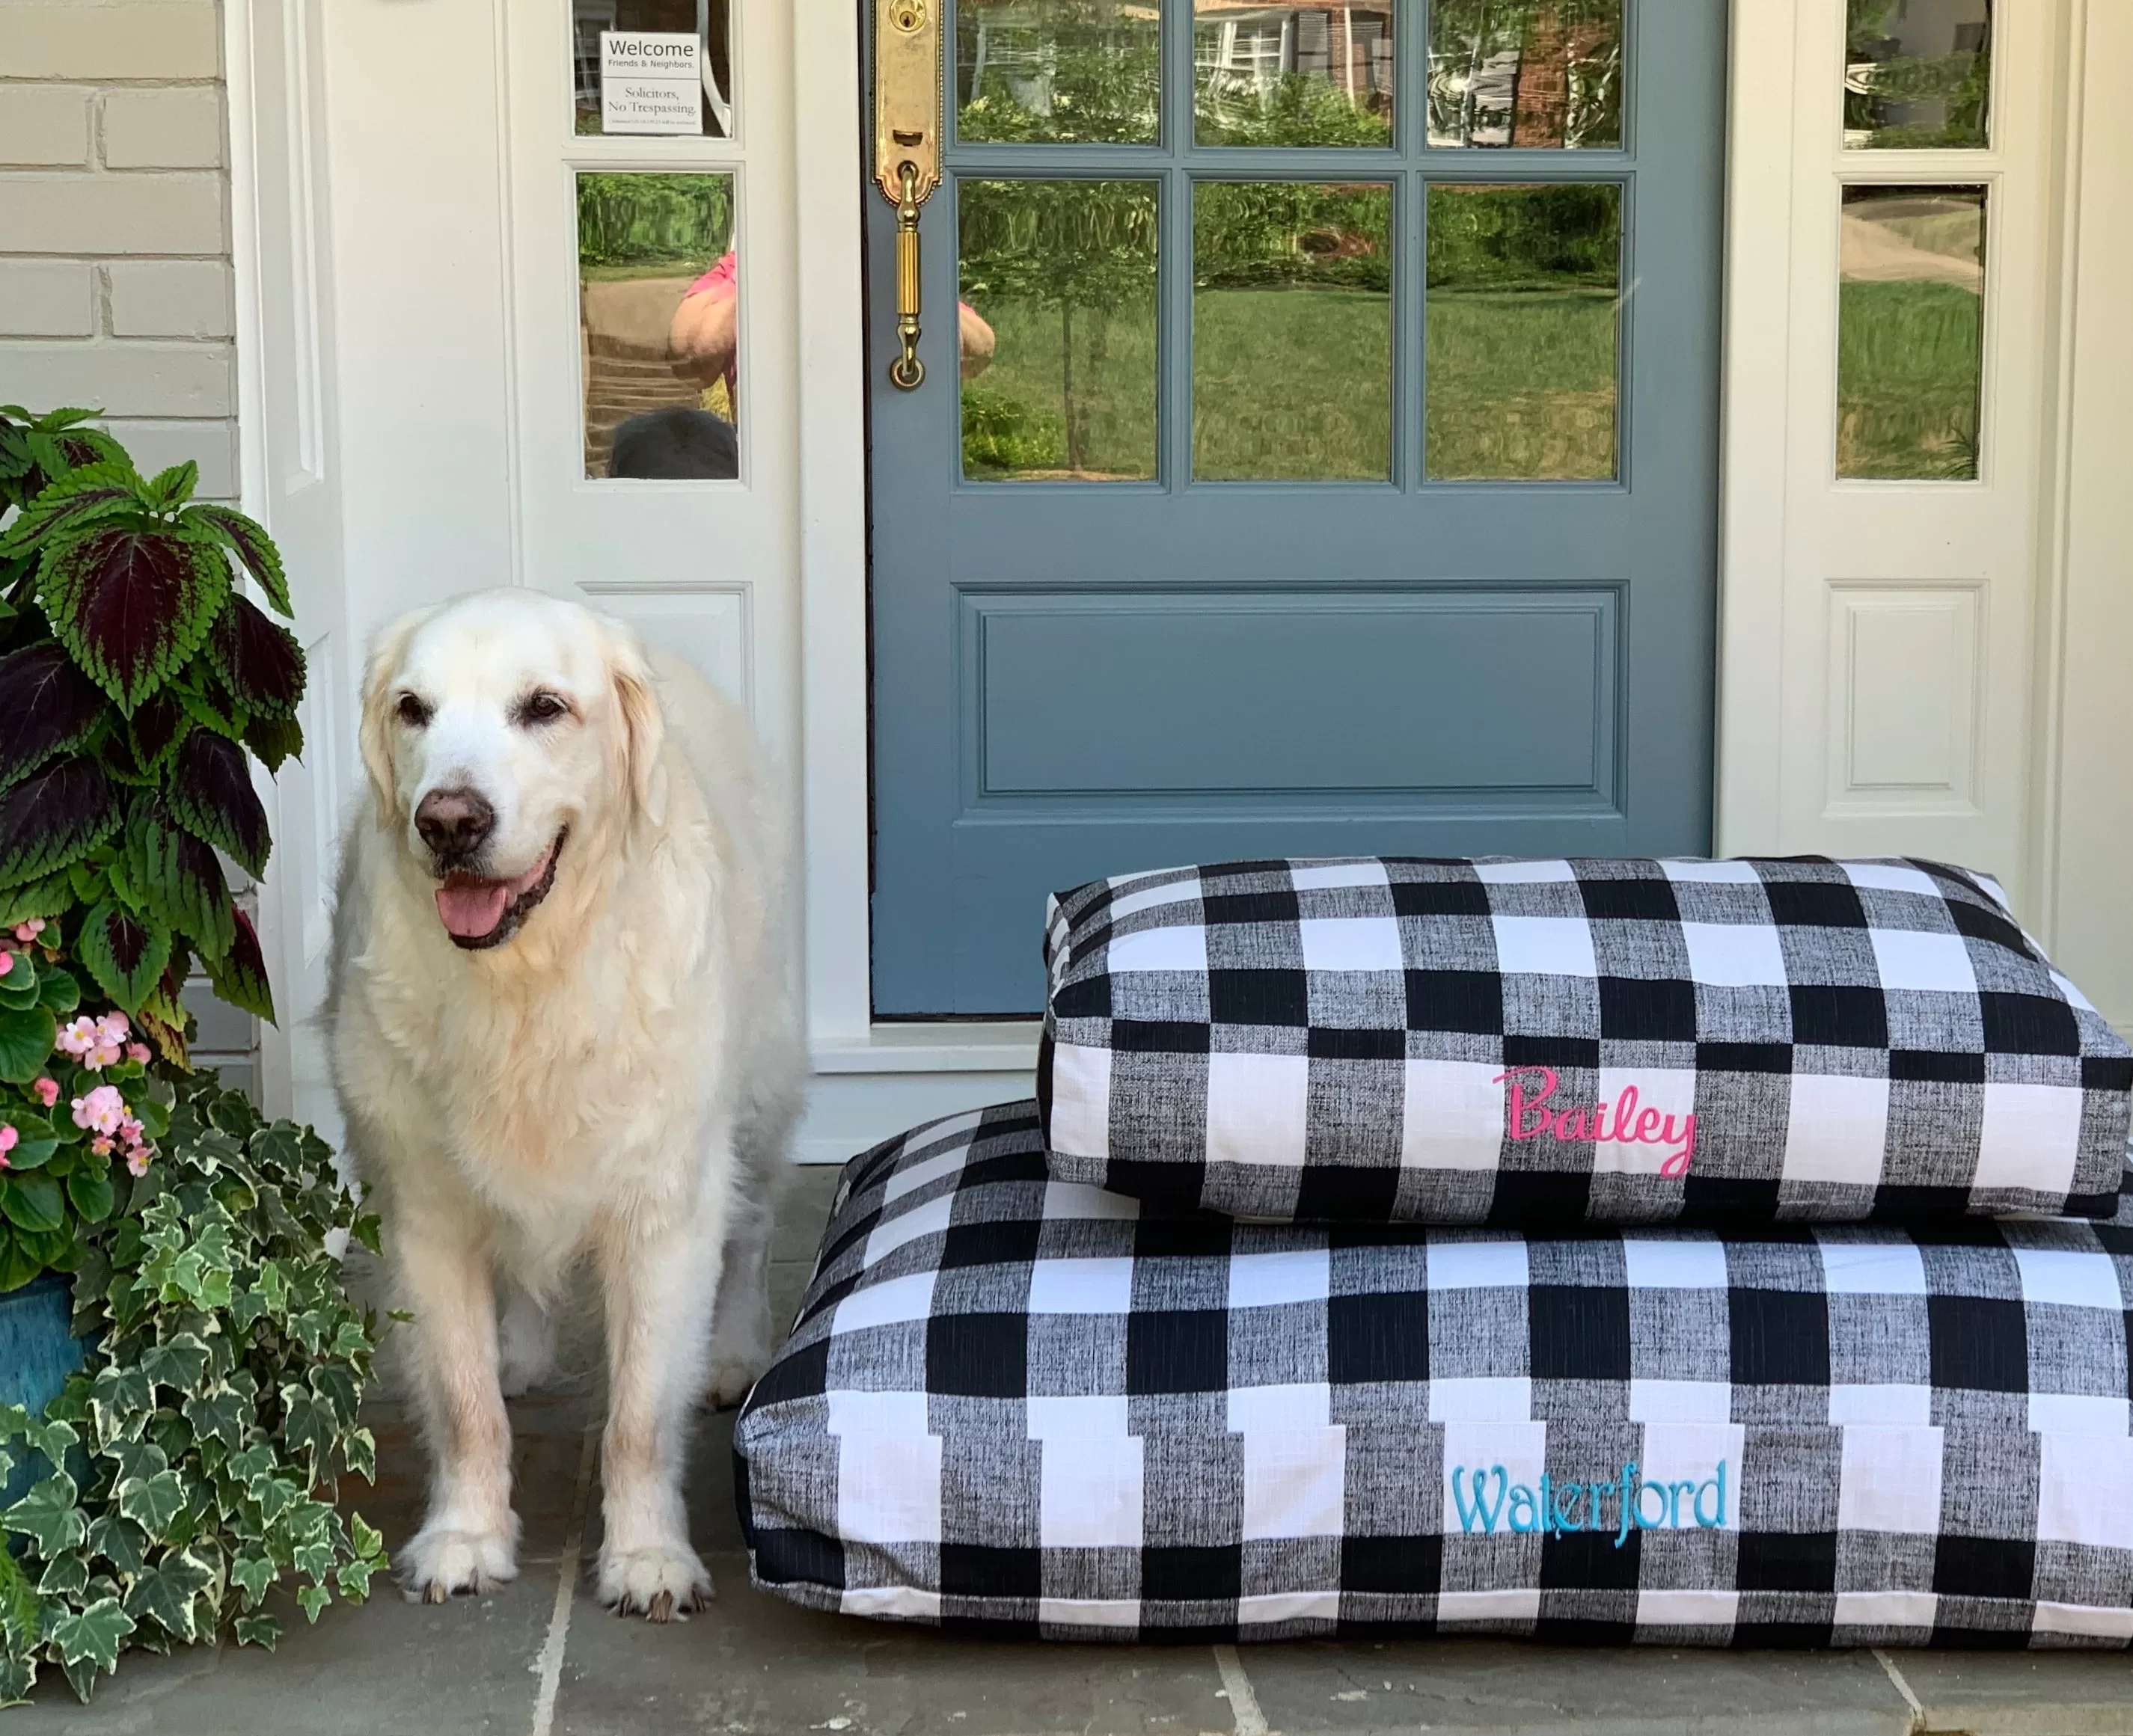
[1,0,256,1094]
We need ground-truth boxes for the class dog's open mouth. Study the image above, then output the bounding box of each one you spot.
[434,831,566,950]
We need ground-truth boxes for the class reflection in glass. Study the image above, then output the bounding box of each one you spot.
[1193,181,1392,482]
[1424,183,1619,480]
[1837,185,1985,480]
[577,172,739,479]
[956,1,1161,144]
[1193,4,1394,147]
[958,180,1160,481]
[572,0,732,138]
[1427,0,1622,149]
[1844,0,1990,150]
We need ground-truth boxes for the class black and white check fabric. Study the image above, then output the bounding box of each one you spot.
[1039,858,2133,1225]
[735,1102,2133,1646]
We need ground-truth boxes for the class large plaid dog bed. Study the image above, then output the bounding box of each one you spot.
[735,1102,2133,1646]
[1040,858,2133,1225]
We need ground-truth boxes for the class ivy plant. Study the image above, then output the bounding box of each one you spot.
[0,1077,387,1702]
[0,403,303,1061]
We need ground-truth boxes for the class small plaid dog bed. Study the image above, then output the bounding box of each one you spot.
[1038,858,2133,1225]
[735,1102,2133,1646]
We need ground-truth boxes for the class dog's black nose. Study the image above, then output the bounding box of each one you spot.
[414,787,495,858]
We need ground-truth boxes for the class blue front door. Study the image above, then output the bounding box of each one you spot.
[869,0,1727,1013]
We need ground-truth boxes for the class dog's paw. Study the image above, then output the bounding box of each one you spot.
[400,1524,519,1604]
[596,1540,714,1622]
[703,1350,769,1411]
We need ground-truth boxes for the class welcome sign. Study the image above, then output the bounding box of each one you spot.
[599,31,702,135]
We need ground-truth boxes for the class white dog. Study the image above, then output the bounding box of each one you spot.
[326,589,802,1619]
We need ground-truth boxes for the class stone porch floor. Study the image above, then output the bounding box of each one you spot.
[15,1168,2133,1735]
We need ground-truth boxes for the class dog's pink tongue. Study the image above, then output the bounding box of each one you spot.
[435,880,509,939]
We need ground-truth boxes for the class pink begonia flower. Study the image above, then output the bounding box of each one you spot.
[32,1078,58,1108]
[71,1084,126,1136]
[0,1126,16,1156]
[99,1012,129,1043]
[0,951,13,979]
[91,1136,114,1158]
[126,1147,150,1177]
[12,919,44,944]
[119,1117,144,1145]
[58,1016,100,1058]
[126,1043,151,1066]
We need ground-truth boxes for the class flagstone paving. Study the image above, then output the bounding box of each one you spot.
[15,1168,2133,1735]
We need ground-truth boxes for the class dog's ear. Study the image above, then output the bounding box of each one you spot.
[356,610,428,828]
[605,623,668,829]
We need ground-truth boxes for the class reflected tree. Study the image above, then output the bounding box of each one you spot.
[1426,0,1622,148]
[1843,0,1990,149]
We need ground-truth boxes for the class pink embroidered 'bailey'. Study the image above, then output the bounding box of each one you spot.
[1492,1066,1696,1177]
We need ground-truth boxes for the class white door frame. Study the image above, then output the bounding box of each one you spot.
[228,1,2133,1150]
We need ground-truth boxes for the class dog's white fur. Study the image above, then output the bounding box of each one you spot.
[325,589,802,1616]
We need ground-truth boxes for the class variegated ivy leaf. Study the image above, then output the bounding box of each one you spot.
[340,1428,377,1485]
[180,503,291,619]
[139,1334,210,1395]
[180,1388,247,1453]
[114,1468,184,1543]
[334,1555,377,1600]
[3,1473,85,1556]
[122,1551,213,1643]
[232,1612,280,1651]
[49,1597,133,1674]
[89,1367,153,1448]
[0,755,122,889]
[228,1551,273,1610]
[224,1443,275,1484]
[75,898,171,1016]
[278,1386,336,1468]
[84,1513,144,1577]
[209,594,305,718]
[168,728,269,879]
[0,642,107,797]
[37,524,229,713]
[36,1553,88,1598]
[291,1539,333,1583]
[295,1584,330,1625]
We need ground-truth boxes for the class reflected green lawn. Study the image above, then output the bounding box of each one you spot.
[963,281,1978,485]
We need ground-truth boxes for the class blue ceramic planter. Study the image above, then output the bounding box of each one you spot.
[0,1274,85,1511]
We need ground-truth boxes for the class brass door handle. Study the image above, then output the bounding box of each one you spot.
[875,0,940,390]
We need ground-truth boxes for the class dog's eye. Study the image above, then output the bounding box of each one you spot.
[516,690,570,726]
[396,693,432,728]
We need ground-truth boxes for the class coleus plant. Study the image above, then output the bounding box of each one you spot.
[0,404,304,1058]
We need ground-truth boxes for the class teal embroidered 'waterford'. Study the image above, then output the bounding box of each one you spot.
[1450,1461,1728,1546]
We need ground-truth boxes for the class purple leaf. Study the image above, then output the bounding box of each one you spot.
[128,688,184,770]
[76,898,171,1016]
[0,642,107,791]
[183,503,292,619]
[37,524,228,712]
[210,595,305,717]
[0,756,121,886]
[207,907,275,1024]
[169,729,270,876]
[123,799,236,960]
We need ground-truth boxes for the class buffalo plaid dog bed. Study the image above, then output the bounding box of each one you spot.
[1039,858,2133,1225]
[735,1101,2133,1646]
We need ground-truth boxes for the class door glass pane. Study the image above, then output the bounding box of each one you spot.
[959,179,1160,481]
[1193,4,1395,147]
[1193,180,1393,482]
[1425,182,1619,480]
[1844,0,1991,150]
[573,0,732,138]
[1427,0,1623,149]
[578,172,739,479]
[956,0,1161,144]
[1837,185,1985,480]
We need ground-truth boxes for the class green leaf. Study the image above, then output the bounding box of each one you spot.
[233,1611,280,1650]
[1,1172,64,1233]
[50,1596,134,1672]
[0,1004,55,1085]
[335,1555,377,1600]
[0,1229,41,1293]
[340,1427,376,1485]
[296,1582,330,1624]
[181,503,291,618]
[66,1165,114,1222]
[115,1467,184,1542]
[36,961,80,1015]
[242,711,304,774]
[117,800,236,961]
[144,460,199,511]
[7,1138,61,1174]
[75,896,171,1015]
[3,1472,85,1554]
[0,755,122,889]
[37,522,230,713]
[0,871,74,930]
[0,461,141,558]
